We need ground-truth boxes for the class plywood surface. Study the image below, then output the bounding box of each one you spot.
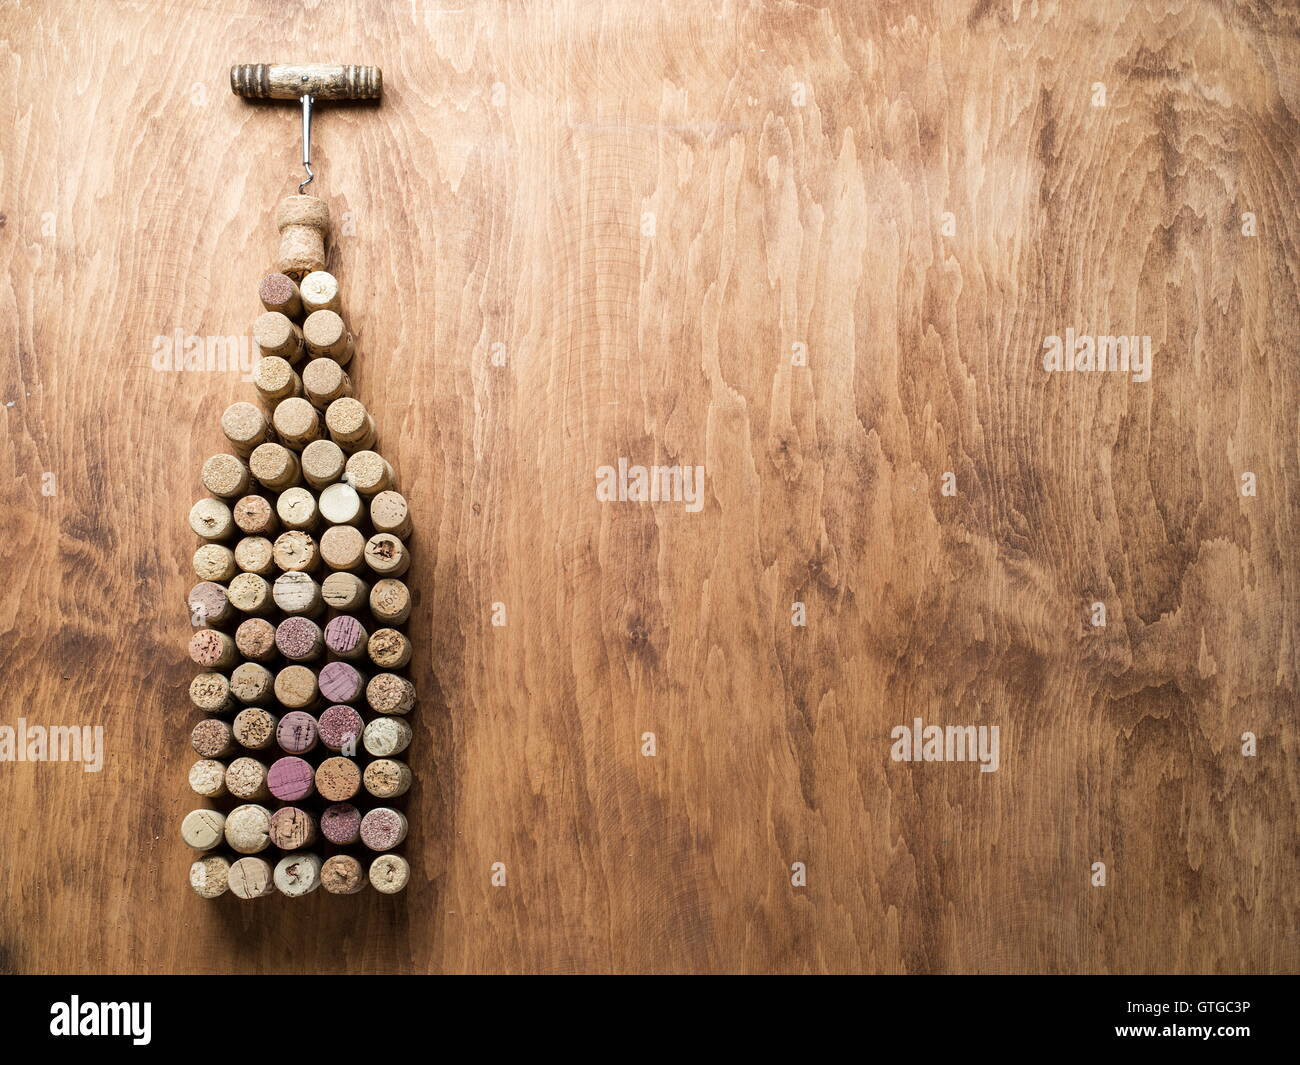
[0,0,1296,974]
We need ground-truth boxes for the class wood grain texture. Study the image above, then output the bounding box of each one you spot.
[0,0,1296,974]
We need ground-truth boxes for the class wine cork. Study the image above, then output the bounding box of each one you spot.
[181,808,226,851]
[190,672,235,714]
[320,802,362,844]
[232,707,279,750]
[300,270,341,314]
[188,758,227,798]
[230,661,274,705]
[201,454,252,498]
[249,442,301,491]
[319,661,364,705]
[273,396,322,451]
[235,618,277,663]
[228,857,275,899]
[320,524,366,571]
[302,357,352,408]
[363,715,412,758]
[345,451,395,496]
[222,401,275,457]
[274,852,323,897]
[254,310,305,363]
[277,486,319,532]
[233,493,279,536]
[364,533,410,578]
[321,854,365,895]
[367,673,416,716]
[191,717,235,759]
[189,628,237,670]
[276,710,319,754]
[253,355,303,407]
[323,615,367,660]
[225,755,271,801]
[370,579,412,625]
[193,543,237,582]
[276,194,329,280]
[303,309,353,364]
[188,581,233,627]
[370,491,412,539]
[275,617,323,662]
[227,572,273,616]
[325,397,375,451]
[319,482,363,525]
[274,664,319,709]
[272,529,318,573]
[323,572,369,611]
[368,628,412,669]
[267,755,315,802]
[269,806,317,850]
[361,807,408,851]
[301,438,346,488]
[273,572,322,616]
[190,855,230,899]
[369,853,410,895]
[318,704,363,753]
[316,756,361,802]
[189,497,235,541]
[364,758,412,799]
[234,535,275,576]
[259,271,302,318]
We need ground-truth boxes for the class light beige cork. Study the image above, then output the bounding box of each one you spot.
[269,807,318,850]
[299,270,341,315]
[323,572,370,611]
[249,442,301,491]
[234,618,277,663]
[344,450,394,496]
[233,494,279,536]
[320,524,366,571]
[259,272,302,318]
[189,855,231,899]
[301,439,346,488]
[228,856,275,899]
[364,758,412,799]
[221,401,275,457]
[368,628,412,669]
[302,357,352,408]
[253,355,303,407]
[321,854,365,895]
[253,310,305,363]
[272,396,323,451]
[189,497,235,541]
[234,536,275,576]
[181,808,226,851]
[273,572,322,616]
[227,572,273,616]
[188,758,227,798]
[318,482,362,525]
[364,533,410,577]
[191,718,234,759]
[190,672,235,714]
[370,491,412,539]
[232,707,278,750]
[230,662,275,705]
[315,756,361,802]
[366,673,416,716]
[193,543,238,582]
[273,852,323,898]
[363,716,412,758]
[188,581,233,627]
[369,853,410,894]
[225,804,273,854]
[225,757,270,801]
[369,579,412,625]
[189,628,237,670]
[325,398,376,451]
[303,309,353,364]
[276,194,329,280]
[273,530,318,573]
[274,664,319,709]
[201,454,252,498]
[276,486,319,532]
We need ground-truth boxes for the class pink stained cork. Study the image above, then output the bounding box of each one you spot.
[318,661,363,704]
[320,803,362,845]
[360,807,408,851]
[267,756,315,802]
[323,615,367,660]
[317,704,364,752]
[276,711,319,754]
[275,616,323,661]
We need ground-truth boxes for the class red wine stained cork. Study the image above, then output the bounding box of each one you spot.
[320,802,362,844]
[181,808,226,850]
[254,310,305,363]
[276,486,319,532]
[302,357,353,408]
[276,617,323,662]
[303,309,354,365]
[321,854,365,895]
[193,543,237,582]
[190,672,235,714]
[272,530,318,572]
[228,856,275,899]
[300,270,341,315]
[370,491,412,539]
[234,535,275,576]
[273,572,323,617]
[232,707,279,750]
[224,804,273,854]
[225,755,271,801]
[369,579,412,625]
[201,454,252,498]
[222,401,275,457]
[369,853,410,894]
[315,756,361,802]
[233,494,279,536]
[320,524,366,571]
[189,497,235,541]
[325,397,375,451]
[318,704,364,752]
[361,807,409,851]
[259,271,302,318]
[276,194,329,280]
[188,758,227,798]
[364,758,412,799]
[363,716,412,758]
[189,628,237,670]
[273,396,323,451]
[276,710,319,754]
[249,442,301,491]
[274,664,319,709]
[231,662,275,704]
[190,855,231,899]
[235,618,277,663]
[319,661,364,705]
[345,451,395,496]
[228,572,274,616]
[319,482,363,525]
[301,438,346,488]
[323,572,369,612]
[274,852,323,897]
[368,628,412,669]
[188,581,233,627]
[365,533,410,578]
[323,615,367,660]
[191,717,235,759]
[269,806,318,850]
[267,755,316,802]
[253,355,303,407]
[367,673,416,716]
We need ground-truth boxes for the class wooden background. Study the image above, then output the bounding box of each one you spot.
[0,0,1296,974]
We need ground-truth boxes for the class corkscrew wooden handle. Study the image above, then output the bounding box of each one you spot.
[230,64,382,101]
